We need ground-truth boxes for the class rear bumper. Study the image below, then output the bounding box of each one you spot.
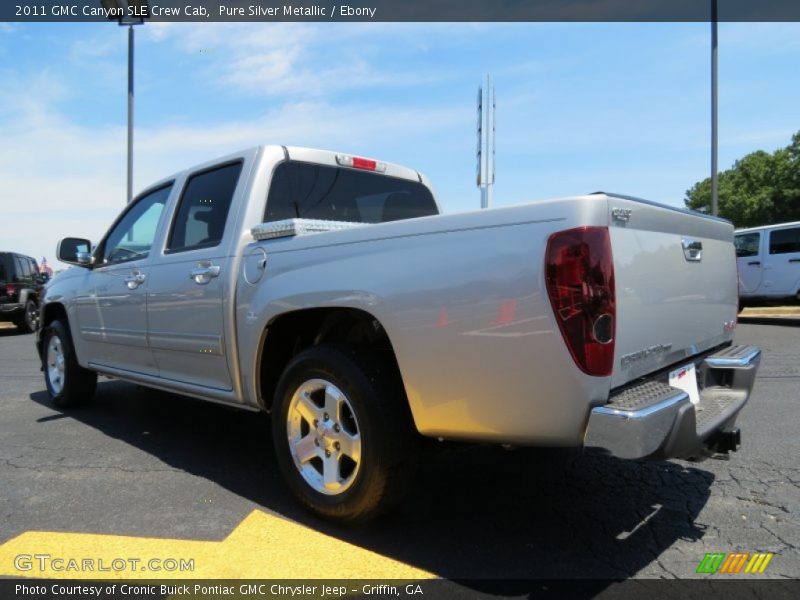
[584,345,761,460]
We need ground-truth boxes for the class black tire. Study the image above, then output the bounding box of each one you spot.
[15,299,38,334]
[272,345,417,524]
[42,319,97,408]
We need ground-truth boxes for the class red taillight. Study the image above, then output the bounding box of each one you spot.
[5,283,17,299]
[545,226,616,377]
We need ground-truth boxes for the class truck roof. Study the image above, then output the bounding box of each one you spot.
[283,146,423,183]
[134,145,426,203]
[735,220,800,233]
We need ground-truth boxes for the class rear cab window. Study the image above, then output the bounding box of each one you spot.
[263,161,438,224]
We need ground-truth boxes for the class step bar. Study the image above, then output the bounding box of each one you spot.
[584,344,761,461]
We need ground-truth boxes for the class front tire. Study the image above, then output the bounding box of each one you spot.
[43,320,97,408]
[272,345,417,523]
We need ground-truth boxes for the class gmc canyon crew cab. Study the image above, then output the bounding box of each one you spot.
[38,145,761,522]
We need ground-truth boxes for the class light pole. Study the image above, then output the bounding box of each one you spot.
[100,1,149,204]
[711,0,719,216]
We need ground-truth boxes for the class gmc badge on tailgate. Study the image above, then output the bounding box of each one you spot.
[682,238,703,261]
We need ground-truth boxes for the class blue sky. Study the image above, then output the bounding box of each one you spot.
[1,22,799,266]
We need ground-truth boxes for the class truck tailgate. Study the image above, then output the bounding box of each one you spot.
[607,195,738,389]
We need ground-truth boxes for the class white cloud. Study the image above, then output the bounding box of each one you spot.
[146,23,465,98]
[142,22,174,42]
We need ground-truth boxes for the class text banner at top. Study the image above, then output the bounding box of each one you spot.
[4,0,800,23]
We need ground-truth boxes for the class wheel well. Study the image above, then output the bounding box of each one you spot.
[258,308,402,411]
[36,303,68,359]
[40,303,68,329]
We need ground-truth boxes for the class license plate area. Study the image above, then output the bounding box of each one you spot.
[669,363,700,405]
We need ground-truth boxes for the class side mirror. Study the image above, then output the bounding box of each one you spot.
[57,237,93,267]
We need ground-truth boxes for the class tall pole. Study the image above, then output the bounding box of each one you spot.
[711,0,718,216]
[127,24,134,204]
[477,74,495,209]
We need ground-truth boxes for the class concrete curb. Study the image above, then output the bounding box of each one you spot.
[741,306,800,317]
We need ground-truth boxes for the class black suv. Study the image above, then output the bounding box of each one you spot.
[0,252,45,333]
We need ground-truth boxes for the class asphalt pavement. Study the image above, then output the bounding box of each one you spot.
[0,319,797,582]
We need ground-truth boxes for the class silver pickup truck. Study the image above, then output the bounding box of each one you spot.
[38,145,761,522]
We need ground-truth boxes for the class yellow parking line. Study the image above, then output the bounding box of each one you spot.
[0,510,434,580]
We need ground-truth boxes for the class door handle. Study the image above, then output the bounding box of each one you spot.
[190,262,220,285]
[747,261,761,266]
[789,259,800,264]
[124,271,146,290]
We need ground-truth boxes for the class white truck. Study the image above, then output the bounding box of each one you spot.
[735,221,800,304]
[38,145,760,522]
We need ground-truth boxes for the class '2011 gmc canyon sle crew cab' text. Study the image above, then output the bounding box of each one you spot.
[37,145,761,522]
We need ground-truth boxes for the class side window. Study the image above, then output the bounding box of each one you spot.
[167,162,243,252]
[769,227,800,255]
[0,258,6,282]
[101,185,172,265]
[734,233,760,258]
[29,258,39,277]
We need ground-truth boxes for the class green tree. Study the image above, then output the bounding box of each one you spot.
[685,131,800,228]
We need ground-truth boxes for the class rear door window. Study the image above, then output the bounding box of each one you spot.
[168,162,243,252]
[264,161,438,224]
[769,227,800,254]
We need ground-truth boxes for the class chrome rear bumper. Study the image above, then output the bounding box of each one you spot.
[584,344,761,461]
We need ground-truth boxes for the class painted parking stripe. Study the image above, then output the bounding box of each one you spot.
[0,510,434,580]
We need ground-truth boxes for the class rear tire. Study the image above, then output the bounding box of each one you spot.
[272,345,417,524]
[14,299,38,333]
[43,319,97,408]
